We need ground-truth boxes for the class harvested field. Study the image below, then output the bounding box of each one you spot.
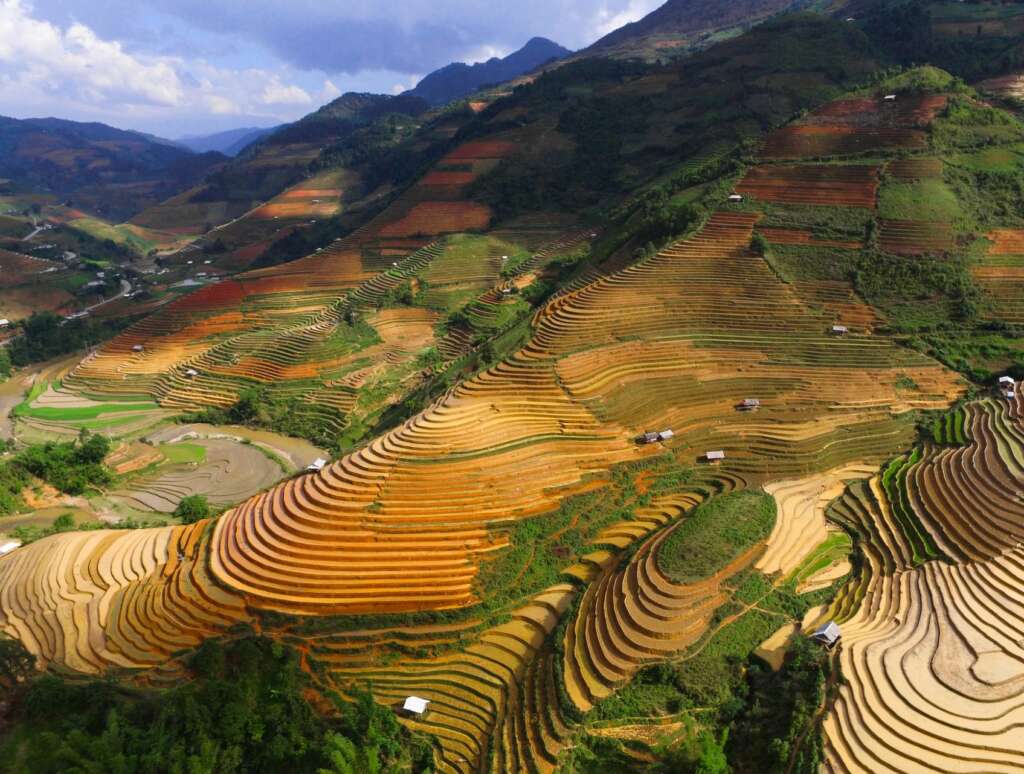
[879,219,954,255]
[107,438,286,513]
[377,201,493,238]
[737,164,880,208]
[761,126,926,159]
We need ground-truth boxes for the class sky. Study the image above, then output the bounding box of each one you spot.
[0,0,662,138]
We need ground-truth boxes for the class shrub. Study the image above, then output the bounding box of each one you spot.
[174,494,211,524]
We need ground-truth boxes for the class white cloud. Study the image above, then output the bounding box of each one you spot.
[319,78,341,102]
[0,0,318,132]
[260,78,312,105]
[590,0,661,39]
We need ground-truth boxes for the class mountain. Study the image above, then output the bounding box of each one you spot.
[585,0,826,59]
[131,92,432,241]
[177,126,280,157]
[405,37,571,106]
[0,115,224,220]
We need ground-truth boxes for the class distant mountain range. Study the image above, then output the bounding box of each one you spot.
[176,126,280,157]
[405,37,571,106]
[0,116,224,220]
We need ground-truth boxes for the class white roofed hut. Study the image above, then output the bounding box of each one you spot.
[638,432,660,445]
[658,429,674,442]
[812,620,842,648]
[739,398,761,411]
[1004,390,1017,401]
[999,376,1015,386]
[883,94,897,101]
[185,368,199,378]
[705,450,726,463]
[0,319,9,328]
[830,325,849,336]
[0,540,21,556]
[728,194,744,202]
[402,696,430,717]
[307,458,327,472]
[131,344,144,352]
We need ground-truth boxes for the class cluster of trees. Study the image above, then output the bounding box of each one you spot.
[174,494,211,524]
[0,636,434,773]
[15,432,112,496]
[0,432,113,515]
[8,312,129,367]
[185,387,341,451]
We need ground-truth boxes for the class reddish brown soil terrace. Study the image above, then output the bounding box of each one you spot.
[378,201,493,238]
[761,94,944,159]
[761,126,927,159]
[443,140,517,161]
[887,157,943,181]
[738,164,880,208]
[879,220,954,255]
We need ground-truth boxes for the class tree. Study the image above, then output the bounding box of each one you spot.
[319,733,381,774]
[174,494,211,524]
[0,635,35,687]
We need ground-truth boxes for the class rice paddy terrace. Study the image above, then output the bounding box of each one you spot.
[5,83,1024,773]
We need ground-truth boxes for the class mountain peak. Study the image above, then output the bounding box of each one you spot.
[405,36,571,107]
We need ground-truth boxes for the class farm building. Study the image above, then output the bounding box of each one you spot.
[0,319,9,327]
[131,344,144,352]
[658,429,674,441]
[739,398,761,411]
[185,368,199,378]
[999,376,1016,387]
[812,620,842,648]
[728,194,744,202]
[307,458,327,472]
[705,450,726,463]
[0,541,21,556]
[1004,390,1017,401]
[402,696,430,717]
[639,432,660,445]
[883,94,897,101]
[830,325,849,336]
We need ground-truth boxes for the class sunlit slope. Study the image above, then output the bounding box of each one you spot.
[823,397,1024,773]
[208,210,959,614]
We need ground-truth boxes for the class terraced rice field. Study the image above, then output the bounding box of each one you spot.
[0,205,966,771]
[822,398,1024,772]
[975,229,1024,323]
[760,95,943,159]
[737,164,880,208]
[878,219,954,255]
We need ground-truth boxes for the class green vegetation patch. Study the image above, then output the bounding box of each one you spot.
[0,637,434,773]
[657,491,776,584]
[877,178,960,222]
[159,442,207,465]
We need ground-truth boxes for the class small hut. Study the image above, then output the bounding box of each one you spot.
[728,194,744,202]
[705,450,726,463]
[998,375,1016,387]
[307,458,327,472]
[639,432,660,445]
[812,620,842,648]
[185,368,199,378]
[131,344,144,352]
[0,540,21,556]
[658,429,675,442]
[830,325,849,337]
[739,398,761,411]
[402,696,430,717]
[883,93,897,101]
